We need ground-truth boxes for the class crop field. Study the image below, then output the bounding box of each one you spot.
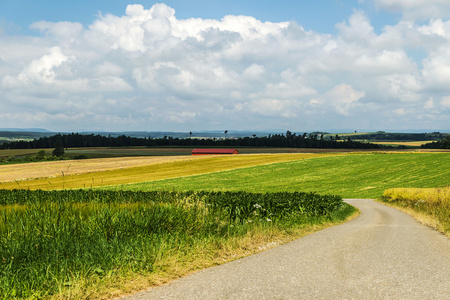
[0,189,354,299]
[0,153,334,190]
[372,141,432,147]
[0,155,208,183]
[114,152,450,199]
[2,152,449,199]
[2,151,450,299]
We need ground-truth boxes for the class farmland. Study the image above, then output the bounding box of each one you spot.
[1,150,450,299]
[0,153,335,190]
[114,152,450,199]
[2,151,450,195]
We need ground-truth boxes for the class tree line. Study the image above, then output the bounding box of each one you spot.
[421,137,450,149]
[0,131,385,150]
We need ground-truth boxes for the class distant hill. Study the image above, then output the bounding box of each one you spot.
[0,128,51,132]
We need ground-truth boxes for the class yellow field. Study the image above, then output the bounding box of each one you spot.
[372,141,433,147]
[0,156,203,183]
[0,153,334,190]
[383,187,450,203]
[382,187,450,236]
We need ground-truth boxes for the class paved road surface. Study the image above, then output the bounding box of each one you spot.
[123,199,450,299]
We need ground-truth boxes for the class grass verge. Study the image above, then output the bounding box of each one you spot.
[380,187,450,237]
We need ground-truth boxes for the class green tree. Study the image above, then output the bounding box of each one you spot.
[52,140,65,157]
[37,150,46,159]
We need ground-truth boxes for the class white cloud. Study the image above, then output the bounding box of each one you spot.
[323,84,366,116]
[441,96,450,108]
[424,97,434,109]
[250,99,297,118]
[20,46,69,84]
[1,3,450,131]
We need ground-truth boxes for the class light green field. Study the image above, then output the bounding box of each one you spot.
[114,152,450,199]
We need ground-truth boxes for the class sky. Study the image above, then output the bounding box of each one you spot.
[1,0,450,133]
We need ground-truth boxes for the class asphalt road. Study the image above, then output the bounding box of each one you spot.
[123,199,450,299]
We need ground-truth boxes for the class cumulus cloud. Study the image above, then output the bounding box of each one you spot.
[1,3,450,131]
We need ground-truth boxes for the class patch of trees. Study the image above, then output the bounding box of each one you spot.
[1,131,384,150]
[0,150,68,165]
[347,132,443,141]
[421,137,450,149]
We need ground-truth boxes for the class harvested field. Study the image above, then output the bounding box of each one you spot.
[0,156,203,183]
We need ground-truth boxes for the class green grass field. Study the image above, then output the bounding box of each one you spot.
[114,152,450,198]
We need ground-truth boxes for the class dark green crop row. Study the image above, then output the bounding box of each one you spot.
[0,189,343,221]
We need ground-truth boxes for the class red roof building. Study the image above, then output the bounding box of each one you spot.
[191,148,239,155]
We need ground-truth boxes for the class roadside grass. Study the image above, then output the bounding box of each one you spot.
[0,190,357,299]
[381,187,450,237]
[0,153,333,190]
[115,152,450,199]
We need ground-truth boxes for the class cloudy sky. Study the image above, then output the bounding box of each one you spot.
[1,0,450,132]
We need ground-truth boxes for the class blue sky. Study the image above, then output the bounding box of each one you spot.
[1,0,398,34]
[1,1,450,132]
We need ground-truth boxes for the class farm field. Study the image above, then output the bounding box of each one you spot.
[116,152,450,199]
[0,189,355,299]
[372,141,432,147]
[0,155,206,183]
[2,151,450,299]
[2,151,449,199]
[0,153,332,189]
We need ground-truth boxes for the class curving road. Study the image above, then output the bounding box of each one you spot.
[123,199,450,299]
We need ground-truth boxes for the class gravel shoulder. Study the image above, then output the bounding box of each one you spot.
[122,199,450,299]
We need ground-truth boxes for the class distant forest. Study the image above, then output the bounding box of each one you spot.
[1,132,383,150]
[345,131,444,141]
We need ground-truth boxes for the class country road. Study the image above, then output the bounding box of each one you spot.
[123,199,450,299]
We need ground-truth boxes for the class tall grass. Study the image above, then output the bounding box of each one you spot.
[0,189,353,299]
[382,187,450,236]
